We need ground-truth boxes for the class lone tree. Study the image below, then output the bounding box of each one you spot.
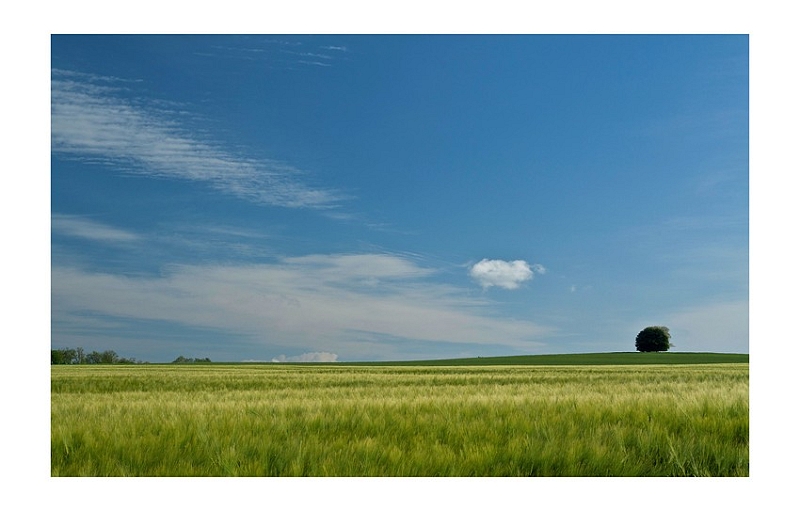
[635,326,671,352]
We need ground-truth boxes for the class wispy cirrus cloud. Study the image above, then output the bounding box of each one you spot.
[51,253,551,360]
[51,69,345,209]
[298,60,333,67]
[280,49,339,67]
[196,39,348,69]
[52,214,140,243]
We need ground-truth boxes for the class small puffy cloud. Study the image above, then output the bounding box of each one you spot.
[470,259,544,290]
[272,352,339,363]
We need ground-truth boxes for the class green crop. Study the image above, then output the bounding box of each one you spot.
[51,363,748,476]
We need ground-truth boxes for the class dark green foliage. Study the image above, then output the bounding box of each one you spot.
[51,348,78,365]
[171,356,212,364]
[636,326,671,352]
[86,350,119,364]
[51,347,138,365]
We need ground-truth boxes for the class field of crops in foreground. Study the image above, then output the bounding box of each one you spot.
[51,363,748,476]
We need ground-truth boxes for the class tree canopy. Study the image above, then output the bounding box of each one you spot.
[635,326,671,352]
[52,348,214,365]
[171,356,212,364]
[51,348,138,365]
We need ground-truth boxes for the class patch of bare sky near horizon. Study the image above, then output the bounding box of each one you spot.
[51,69,348,210]
[270,352,339,363]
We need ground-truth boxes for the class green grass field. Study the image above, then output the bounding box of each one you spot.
[51,354,748,476]
[342,351,749,366]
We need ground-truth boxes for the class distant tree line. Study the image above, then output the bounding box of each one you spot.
[51,347,140,365]
[171,356,212,364]
[52,348,215,365]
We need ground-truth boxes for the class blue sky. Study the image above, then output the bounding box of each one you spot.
[51,35,748,362]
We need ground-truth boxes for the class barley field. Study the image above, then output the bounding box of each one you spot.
[51,362,748,476]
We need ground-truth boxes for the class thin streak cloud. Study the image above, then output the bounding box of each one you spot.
[51,70,345,209]
[52,214,139,243]
[298,60,333,67]
[51,254,551,358]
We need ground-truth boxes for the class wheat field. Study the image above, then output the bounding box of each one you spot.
[51,363,748,476]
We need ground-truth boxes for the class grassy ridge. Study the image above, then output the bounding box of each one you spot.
[341,352,749,366]
[52,363,748,476]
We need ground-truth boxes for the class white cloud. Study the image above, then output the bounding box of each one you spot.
[51,70,344,209]
[51,254,551,359]
[272,352,339,363]
[298,60,332,67]
[52,214,139,243]
[469,259,543,290]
